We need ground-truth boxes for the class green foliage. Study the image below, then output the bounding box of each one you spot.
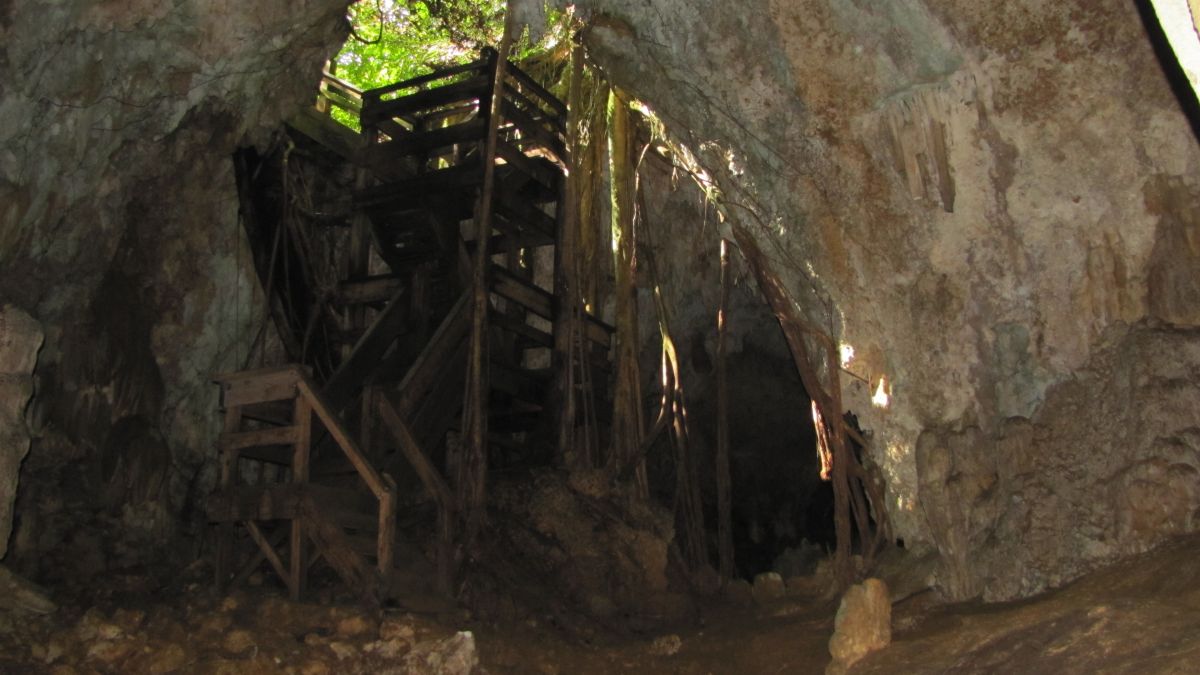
[332,1,568,92]
[333,1,476,93]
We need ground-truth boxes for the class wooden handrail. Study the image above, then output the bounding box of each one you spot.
[294,375,398,576]
[363,57,492,101]
[295,377,388,500]
[318,72,363,115]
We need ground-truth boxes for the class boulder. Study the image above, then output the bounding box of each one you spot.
[827,578,891,674]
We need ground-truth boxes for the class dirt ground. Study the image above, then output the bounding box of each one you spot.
[2,534,1199,674]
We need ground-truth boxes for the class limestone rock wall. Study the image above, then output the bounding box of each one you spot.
[0,306,42,559]
[0,0,348,571]
[567,0,1200,599]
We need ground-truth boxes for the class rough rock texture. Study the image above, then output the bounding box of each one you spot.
[827,578,891,674]
[0,304,41,558]
[0,0,347,571]
[567,0,1200,599]
[489,470,688,622]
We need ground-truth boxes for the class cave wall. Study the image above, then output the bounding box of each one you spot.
[0,0,348,571]
[565,0,1200,600]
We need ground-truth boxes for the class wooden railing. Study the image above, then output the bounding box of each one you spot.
[316,71,364,118]
[358,48,568,167]
[212,365,398,593]
[294,375,397,573]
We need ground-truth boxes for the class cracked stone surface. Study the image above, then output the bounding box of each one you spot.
[0,0,347,570]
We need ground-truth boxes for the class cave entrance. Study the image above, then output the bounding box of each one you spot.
[695,288,839,582]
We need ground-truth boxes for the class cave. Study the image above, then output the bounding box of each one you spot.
[3,0,1200,672]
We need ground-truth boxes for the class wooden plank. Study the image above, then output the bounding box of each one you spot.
[300,496,382,604]
[244,521,291,594]
[363,58,490,100]
[238,444,295,465]
[296,378,388,499]
[504,61,567,116]
[293,397,312,482]
[356,163,483,209]
[321,283,410,414]
[214,363,307,385]
[496,187,558,236]
[503,84,564,133]
[287,107,364,161]
[216,365,306,408]
[365,75,490,122]
[490,311,553,349]
[376,396,453,510]
[337,275,405,306]
[219,425,299,452]
[377,118,487,158]
[408,340,468,452]
[501,100,566,160]
[393,293,470,417]
[232,525,288,589]
[495,142,560,196]
[465,229,553,256]
[490,264,553,319]
[377,475,397,573]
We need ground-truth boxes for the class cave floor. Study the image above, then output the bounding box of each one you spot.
[2,534,1199,674]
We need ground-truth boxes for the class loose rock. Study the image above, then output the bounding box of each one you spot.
[827,578,891,674]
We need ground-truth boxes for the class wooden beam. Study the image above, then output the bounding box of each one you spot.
[376,395,453,510]
[321,283,411,414]
[244,521,290,594]
[219,425,300,453]
[393,293,470,417]
[215,365,306,408]
[296,378,388,500]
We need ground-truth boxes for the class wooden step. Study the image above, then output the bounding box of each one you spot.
[214,364,307,408]
[490,311,553,349]
[240,400,295,426]
[356,163,482,210]
[220,425,301,452]
[337,275,405,306]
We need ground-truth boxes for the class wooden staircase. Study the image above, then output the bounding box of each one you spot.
[210,49,613,602]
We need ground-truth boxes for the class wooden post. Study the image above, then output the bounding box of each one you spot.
[378,475,397,574]
[215,404,242,589]
[460,38,512,553]
[715,239,735,581]
[360,384,376,462]
[290,395,312,600]
[345,126,378,359]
